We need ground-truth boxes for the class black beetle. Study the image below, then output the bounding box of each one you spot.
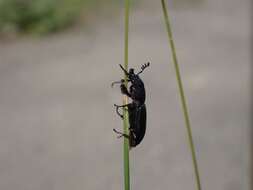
[112,62,150,147]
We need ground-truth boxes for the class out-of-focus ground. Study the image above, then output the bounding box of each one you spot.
[0,0,251,190]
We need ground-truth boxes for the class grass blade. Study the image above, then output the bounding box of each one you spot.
[123,0,130,190]
[161,1,202,190]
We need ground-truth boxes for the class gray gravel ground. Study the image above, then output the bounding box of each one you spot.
[0,0,251,189]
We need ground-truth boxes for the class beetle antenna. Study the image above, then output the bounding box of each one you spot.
[119,64,129,75]
[137,62,150,75]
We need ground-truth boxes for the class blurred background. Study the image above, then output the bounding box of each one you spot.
[0,0,251,190]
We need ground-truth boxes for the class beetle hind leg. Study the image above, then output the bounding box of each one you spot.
[113,128,130,139]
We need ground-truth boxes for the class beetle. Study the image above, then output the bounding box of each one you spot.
[112,62,150,147]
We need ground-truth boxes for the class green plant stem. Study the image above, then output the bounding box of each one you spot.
[161,1,202,190]
[123,0,130,190]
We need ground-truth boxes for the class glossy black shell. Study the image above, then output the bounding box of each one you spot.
[127,103,147,147]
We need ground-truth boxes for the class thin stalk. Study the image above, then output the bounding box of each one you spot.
[161,1,202,190]
[123,0,130,190]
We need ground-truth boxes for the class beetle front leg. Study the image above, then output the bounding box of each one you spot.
[114,103,132,108]
[111,79,130,88]
[120,84,132,98]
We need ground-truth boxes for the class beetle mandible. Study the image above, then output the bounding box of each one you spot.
[112,62,150,148]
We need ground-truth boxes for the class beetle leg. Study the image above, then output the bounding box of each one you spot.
[111,79,124,87]
[114,103,131,119]
[113,129,130,139]
[115,105,123,119]
[111,79,130,88]
[120,84,131,97]
[111,80,121,87]
[114,103,131,108]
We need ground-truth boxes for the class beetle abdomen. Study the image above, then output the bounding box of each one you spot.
[129,104,147,147]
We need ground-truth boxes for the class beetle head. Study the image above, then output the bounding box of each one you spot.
[128,68,135,78]
[119,64,137,80]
